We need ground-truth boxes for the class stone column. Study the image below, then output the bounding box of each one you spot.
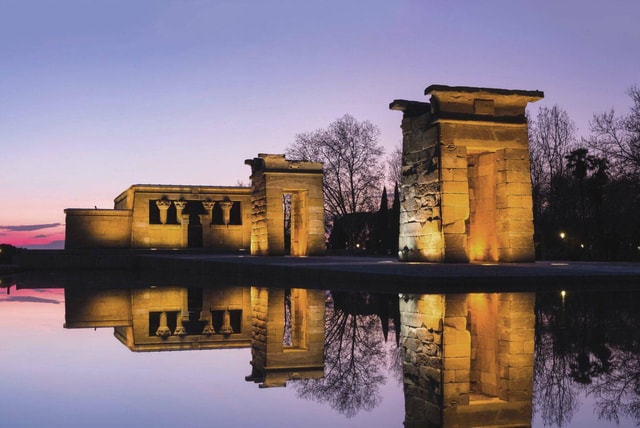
[173,200,188,224]
[201,310,215,335]
[202,201,215,219]
[201,201,215,248]
[156,200,172,224]
[219,307,234,335]
[174,311,187,337]
[219,200,234,226]
[155,311,171,337]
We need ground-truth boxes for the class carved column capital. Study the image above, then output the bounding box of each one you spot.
[173,200,187,209]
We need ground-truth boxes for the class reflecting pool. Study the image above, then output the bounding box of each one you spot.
[0,280,638,427]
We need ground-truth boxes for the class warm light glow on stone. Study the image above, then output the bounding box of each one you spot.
[391,85,543,263]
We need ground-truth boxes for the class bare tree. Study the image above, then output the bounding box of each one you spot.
[386,145,402,189]
[286,114,385,249]
[585,85,640,179]
[529,105,577,199]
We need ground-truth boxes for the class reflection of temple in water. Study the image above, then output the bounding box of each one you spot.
[401,292,535,427]
[64,285,325,387]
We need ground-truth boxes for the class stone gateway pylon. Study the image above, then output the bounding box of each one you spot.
[245,154,325,256]
[391,85,543,263]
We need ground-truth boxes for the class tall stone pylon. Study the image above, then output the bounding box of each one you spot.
[391,85,543,262]
[245,154,324,256]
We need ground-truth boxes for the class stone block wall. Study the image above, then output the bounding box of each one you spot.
[391,85,543,262]
[64,288,132,328]
[400,292,535,427]
[64,209,132,249]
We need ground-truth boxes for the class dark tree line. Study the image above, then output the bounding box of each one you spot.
[529,86,640,261]
[534,290,640,426]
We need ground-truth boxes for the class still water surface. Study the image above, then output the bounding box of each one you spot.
[0,282,637,428]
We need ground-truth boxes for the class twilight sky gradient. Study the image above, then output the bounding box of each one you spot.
[1,1,639,248]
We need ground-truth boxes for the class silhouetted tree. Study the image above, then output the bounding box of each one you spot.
[286,114,385,249]
[586,85,640,180]
[386,145,402,188]
[528,105,577,259]
[390,183,400,255]
[0,244,19,264]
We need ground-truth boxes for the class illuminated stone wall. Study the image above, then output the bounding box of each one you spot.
[64,209,132,249]
[245,154,324,256]
[65,185,252,250]
[116,185,252,249]
[64,288,132,328]
[400,292,535,427]
[391,85,543,262]
[119,286,252,352]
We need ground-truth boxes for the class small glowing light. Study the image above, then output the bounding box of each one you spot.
[356,243,360,249]
[580,243,584,249]
[561,290,566,298]
[559,232,566,239]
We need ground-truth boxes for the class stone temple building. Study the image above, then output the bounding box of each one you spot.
[64,154,325,257]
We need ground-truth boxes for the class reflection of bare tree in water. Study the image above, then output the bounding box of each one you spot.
[534,291,640,426]
[590,350,640,424]
[534,308,579,426]
[294,291,400,417]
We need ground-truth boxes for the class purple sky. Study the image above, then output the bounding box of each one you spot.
[2,1,639,248]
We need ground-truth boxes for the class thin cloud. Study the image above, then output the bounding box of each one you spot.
[1,296,60,304]
[0,223,62,232]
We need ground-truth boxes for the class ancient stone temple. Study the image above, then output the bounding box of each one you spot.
[245,154,325,256]
[64,153,325,256]
[390,85,543,262]
[66,185,252,250]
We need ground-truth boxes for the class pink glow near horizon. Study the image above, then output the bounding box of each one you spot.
[0,225,65,249]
